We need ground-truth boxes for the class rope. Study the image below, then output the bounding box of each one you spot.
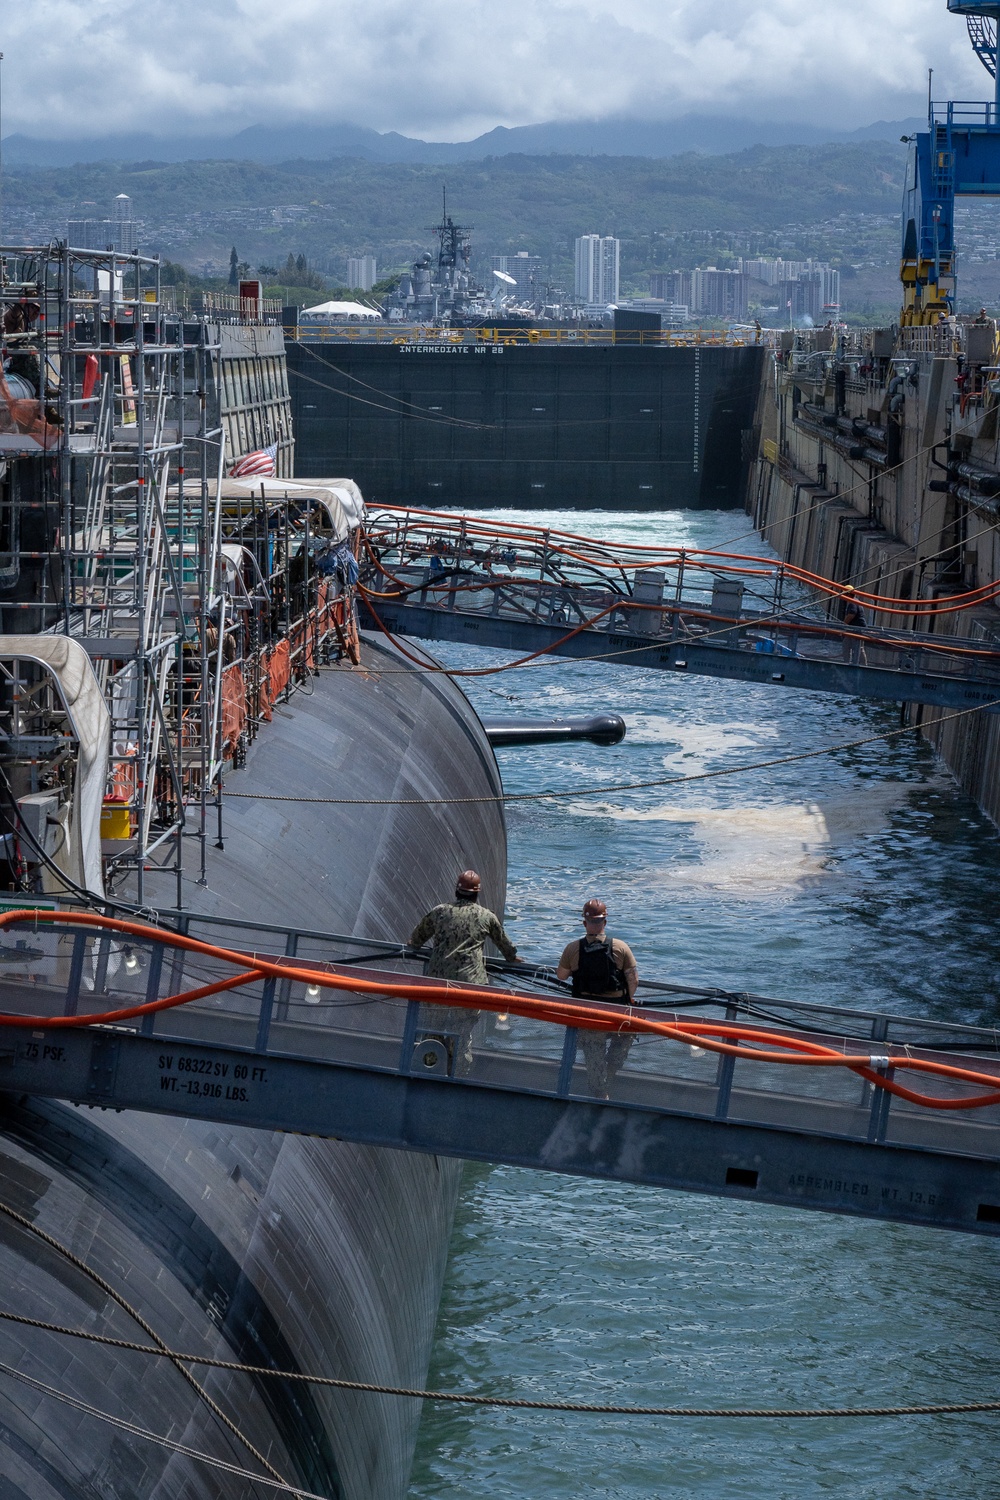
[0,1199,288,1487]
[0,1358,322,1498]
[222,697,999,805]
[0,1310,995,1419]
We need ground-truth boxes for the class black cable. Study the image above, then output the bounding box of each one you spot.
[0,762,100,907]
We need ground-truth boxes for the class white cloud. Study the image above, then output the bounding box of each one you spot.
[2,0,992,139]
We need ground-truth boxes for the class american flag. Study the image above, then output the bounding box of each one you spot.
[230,441,278,478]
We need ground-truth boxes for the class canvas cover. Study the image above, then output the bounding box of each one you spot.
[0,636,110,896]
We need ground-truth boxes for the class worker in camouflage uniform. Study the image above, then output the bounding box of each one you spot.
[409,869,520,1072]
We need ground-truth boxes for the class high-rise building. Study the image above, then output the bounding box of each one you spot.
[575,235,600,301]
[68,193,136,253]
[690,268,749,321]
[778,262,841,322]
[347,255,377,292]
[574,235,620,303]
[599,237,620,305]
[111,195,135,252]
[649,271,692,304]
[491,252,542,304]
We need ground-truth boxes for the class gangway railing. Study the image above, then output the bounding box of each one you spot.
[2,907,1000,1237]
[359,508,1000,713]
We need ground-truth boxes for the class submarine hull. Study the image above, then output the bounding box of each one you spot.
[0,634,505,1500]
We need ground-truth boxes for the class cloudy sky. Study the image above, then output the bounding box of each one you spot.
[4,0,994,140]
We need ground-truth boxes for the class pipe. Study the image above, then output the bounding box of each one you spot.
[848,445,888,466]
[955,462,1000,497]
[481,713,627,748]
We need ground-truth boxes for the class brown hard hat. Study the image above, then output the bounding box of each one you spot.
[456,869,482,894]
[582,898,607,920]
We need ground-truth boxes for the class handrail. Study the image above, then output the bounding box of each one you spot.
[290,324,757,347]
[2,909,1000,1112]
[362,505,1000,625]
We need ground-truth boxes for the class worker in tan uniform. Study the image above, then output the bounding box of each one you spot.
[409,869,520,1072]
[556,898,638,1099]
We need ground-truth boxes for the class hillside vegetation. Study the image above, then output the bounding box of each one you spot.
[7,142,906,281]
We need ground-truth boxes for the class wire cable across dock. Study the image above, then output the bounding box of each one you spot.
[0,1308,997,1421]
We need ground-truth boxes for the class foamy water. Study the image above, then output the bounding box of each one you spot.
[408,509,1000,1499]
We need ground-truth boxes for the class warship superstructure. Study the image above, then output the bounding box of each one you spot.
[0,244,504,1495]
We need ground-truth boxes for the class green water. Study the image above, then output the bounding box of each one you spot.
[408,509,1000,1499]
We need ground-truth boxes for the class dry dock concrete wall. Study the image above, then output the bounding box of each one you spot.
[748,327,1000,826]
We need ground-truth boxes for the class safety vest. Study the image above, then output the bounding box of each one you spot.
[571,934,625,998]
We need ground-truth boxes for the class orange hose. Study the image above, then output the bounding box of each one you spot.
[360,591,628,677]
[3,911,1000,1112]
[367,510,1000,615]
[358,571,1000,667]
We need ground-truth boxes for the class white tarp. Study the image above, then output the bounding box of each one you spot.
[221,477,365,544]
[298,300,381,322]
[0,636,110,897]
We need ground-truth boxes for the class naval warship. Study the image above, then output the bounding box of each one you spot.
[0,244,505,1496]
[286,199,766,511]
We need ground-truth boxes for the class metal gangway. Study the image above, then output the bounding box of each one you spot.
[359,507,1000,714]
[2,906,1000,1237]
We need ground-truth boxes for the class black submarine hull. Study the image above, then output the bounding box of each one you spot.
[0,633,505,1499]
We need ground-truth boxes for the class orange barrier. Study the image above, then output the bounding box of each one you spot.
[264,639,291,704]
[219,664,247,754]
[3,910,1000,1112]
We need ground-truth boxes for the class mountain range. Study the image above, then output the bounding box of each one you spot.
[2,114,926,169]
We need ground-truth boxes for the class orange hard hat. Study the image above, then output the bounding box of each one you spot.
[456,869,482,894]
[582,898,607,920]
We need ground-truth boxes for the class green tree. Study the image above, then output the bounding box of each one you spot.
[228,246,239,287]
[278,252,325,290]
[371,272,403,298]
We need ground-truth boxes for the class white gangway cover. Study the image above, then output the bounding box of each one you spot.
[0,636,110,898]
[220,477,365,544]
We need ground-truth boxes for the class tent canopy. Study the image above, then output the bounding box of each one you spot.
[299,300,381,322]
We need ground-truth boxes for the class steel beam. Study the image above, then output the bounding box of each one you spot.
[2,1024,999,1237]
[361,603,1000,713]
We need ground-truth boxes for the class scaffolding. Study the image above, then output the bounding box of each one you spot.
[0,243,360,908]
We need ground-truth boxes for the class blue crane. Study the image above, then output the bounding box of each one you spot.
[902,2,1000,322]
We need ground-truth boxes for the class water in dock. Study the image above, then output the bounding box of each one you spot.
[408,508,1000,1499]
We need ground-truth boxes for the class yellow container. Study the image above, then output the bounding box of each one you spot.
[101,804,131,839]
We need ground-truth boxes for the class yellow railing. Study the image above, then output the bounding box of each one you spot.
[290,323,756,347]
